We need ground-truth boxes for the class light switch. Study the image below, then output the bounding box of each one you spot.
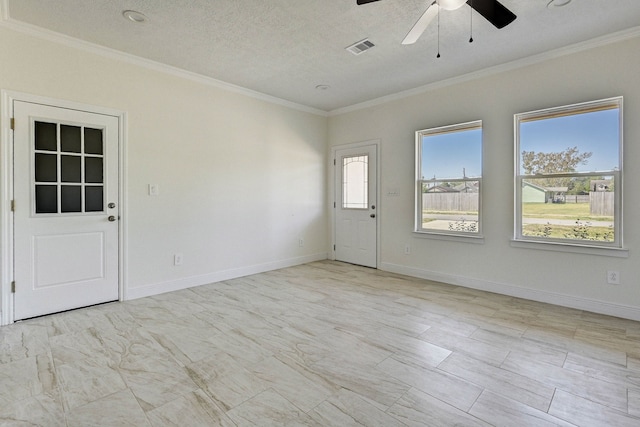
[148,184,159,196]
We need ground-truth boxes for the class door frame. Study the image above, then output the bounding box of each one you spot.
[330,139,381,268]
[1,90,127,325]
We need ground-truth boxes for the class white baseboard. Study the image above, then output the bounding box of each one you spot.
[126,252,328,300]
[380,262,640,322]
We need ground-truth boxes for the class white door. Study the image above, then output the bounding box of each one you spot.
[13,101,119,320]
[334,144,377,268]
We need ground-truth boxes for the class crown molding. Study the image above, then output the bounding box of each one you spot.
[329,26,640,116]
[2,0,638,119]
[0,1,328,117]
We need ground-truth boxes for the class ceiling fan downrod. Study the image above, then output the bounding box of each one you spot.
[469,0,474,43]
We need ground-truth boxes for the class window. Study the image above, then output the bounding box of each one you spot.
[342,155,368,209]
[514,97,622,248]
[415,121,482,237]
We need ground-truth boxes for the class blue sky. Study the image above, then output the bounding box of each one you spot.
[421,128,482,180]
[520,108,620,173]
[421,108,620,180]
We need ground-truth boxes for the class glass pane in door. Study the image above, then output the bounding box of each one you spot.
[35,185,57,214]
[35,122,57,151]
[342,155,368,209]
[85,186,104,212]
[61,186,82,213]
[60,125,81,153]
[33,120,106,215]
[84,128,103,155]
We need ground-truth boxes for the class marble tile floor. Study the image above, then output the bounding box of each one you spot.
[1,260,639,426]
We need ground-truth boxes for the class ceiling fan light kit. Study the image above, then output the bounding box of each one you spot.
[547,0,572,8]
[357,0,516,47]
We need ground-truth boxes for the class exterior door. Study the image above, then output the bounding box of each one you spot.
[334,144,377,268]
[13,101,119,320]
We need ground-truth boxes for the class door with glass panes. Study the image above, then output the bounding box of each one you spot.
[13,101,119,320]
[334,144,377,268]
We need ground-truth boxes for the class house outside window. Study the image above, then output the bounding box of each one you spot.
[415,121,482,237]
[514,97,623,248]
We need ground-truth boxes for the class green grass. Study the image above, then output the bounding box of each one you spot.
[523,223,614,242]
[522,203,612,222]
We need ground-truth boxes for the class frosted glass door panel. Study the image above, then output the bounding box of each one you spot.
[342,155,369,209]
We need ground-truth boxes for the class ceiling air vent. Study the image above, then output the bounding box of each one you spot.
[346,38,375,55]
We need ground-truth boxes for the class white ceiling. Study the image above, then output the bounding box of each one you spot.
[3,0,640,112]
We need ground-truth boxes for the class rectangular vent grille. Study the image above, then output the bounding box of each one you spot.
[346,39,375,55]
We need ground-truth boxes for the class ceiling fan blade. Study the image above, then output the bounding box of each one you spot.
[402,1,438,45]
[467,0,516,29]
[357,0,380,5]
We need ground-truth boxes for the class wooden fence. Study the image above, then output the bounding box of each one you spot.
[423,192,613,216]
[423,193,478,212]
[590,192,614,216]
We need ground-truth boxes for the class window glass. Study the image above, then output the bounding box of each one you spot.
[416,121,482,236]
[342,155,368,209]
[515,98,622,247]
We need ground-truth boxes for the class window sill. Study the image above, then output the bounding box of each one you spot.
[510,239,628,258]
[413,231,485,244]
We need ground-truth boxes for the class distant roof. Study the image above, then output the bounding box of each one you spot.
[522,181,567,192]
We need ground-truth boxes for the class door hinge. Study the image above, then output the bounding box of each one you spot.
[10,200,15,212]
[333,244,336,251]
[11,281,15,293]
[10,118,15,130]
[333,202,336,208]
[333,159,336,166]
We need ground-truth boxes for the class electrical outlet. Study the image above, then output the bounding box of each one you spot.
[299,238,304,247]
[174,253,183,266]
[607,270,620,285]
[404,244,411,255]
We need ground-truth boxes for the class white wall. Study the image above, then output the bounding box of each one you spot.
[328,36,640,320]
[1,23,638,322]
[0,26,328,304]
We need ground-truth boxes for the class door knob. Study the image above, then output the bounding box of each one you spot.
[370,214,376,218]
[108,216,116,222]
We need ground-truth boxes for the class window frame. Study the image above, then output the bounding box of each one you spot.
[415,120,483,239]
[513,97,623,250]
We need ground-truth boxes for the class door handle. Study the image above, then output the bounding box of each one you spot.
[370,214,376,218]
[108,216,117,222]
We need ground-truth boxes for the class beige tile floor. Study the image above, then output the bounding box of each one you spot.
[1,260,639,426]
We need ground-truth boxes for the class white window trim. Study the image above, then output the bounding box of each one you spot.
[513,97,624,253]
[415,120,483,239]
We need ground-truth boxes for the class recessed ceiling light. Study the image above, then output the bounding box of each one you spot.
[123,10,147,24]
[547,0,572,8]
[315,85,331,91]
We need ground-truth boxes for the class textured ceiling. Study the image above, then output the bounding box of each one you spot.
[3,0,640,112]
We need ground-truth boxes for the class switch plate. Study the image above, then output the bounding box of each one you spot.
[148,184,159,196]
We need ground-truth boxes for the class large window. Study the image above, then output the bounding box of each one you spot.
[514,97,622,248]
[415,121,482,237]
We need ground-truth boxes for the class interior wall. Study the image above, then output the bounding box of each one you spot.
[328,36,640,319]
[0,26,328,302]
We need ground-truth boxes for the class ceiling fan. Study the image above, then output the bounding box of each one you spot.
[357,0,516,45]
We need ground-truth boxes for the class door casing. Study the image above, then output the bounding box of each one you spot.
[330,140,381,268]
[0,91,127,325]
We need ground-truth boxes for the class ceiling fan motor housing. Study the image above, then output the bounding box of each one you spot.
[439,0,468,11]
